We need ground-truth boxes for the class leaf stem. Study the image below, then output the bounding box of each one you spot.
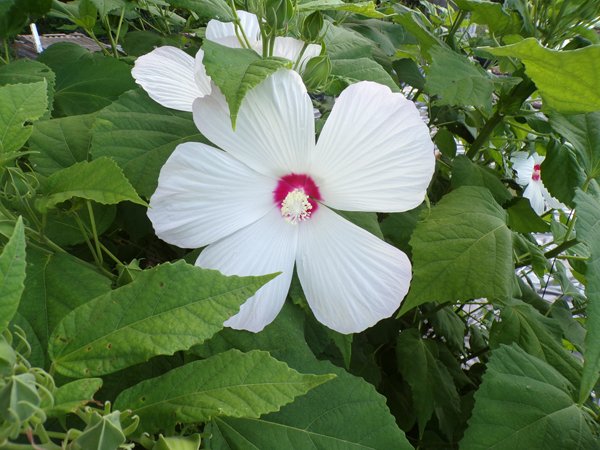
[86,201,103,265]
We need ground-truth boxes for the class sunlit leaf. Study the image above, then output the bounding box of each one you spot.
[0,217,26,332]
[115,349,334,432]
[48,261,276,377]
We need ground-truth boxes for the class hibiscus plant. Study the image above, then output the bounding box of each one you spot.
[0,0,599,449]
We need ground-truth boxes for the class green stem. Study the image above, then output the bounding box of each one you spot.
[446,9,466,47]
[86,201,103,265]
[3,39,10,63]
[293,42,309,71]
[515,239,579,268]
[72,212,102,268]
[103,16,119,58]
[114,7,126,51]
[466,110,503,158]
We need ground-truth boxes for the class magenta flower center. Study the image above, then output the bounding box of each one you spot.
[532,164,541,181]
[273,173,322,224]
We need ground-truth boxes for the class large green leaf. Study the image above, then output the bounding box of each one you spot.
[392,5,445,59]
[90,88,204,198]
[541,141,586,205]
[202,41,291,128]
[574,188,600,402]
[0,59,55,116]
[29,113,96,176]
[0,81,48,154]
[400,186,512,314]
[0,0,51,38]
[0,217,26,332]
[490,298,582,389]
[481,39,600,113]
[36,157,145,212]
[451,155,512,204]
[298,0,384,18]
[329,58,399,93]
[17,248,112,356]
[396,329,460,435]
[460,344,598,450]
[166,0,234,21]
[46,378,103,417]
[48,261,276,377]
[425,46,494,109]
[550,112,600,180]
[37,43,135,117]
[455,0,521,34]
[198,304,413,450]
[115,349,334,432]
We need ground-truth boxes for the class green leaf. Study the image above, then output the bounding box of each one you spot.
[0,0,51,39]
[541,141,586,205]
[489,298,582,389]
[202,41,291,128]
[396,329,461,434]
[425,46,494,109]
[298,0,385,18]
[401,187,512,314]
[454,0,521,34]
[37,43,135,117]
[0,59,55,116]
[43,204,116,247]
[335,210,383,238]
[550,111,600,180]
[153,435,201,450]
[429,305,466,351]
[0,81,48,154]
[48,261,276,377]
[89,0,125,18]
[380,206,424,257]
[29,113,96,176]
[451,155,512,204]
[90,88,205,198]
[166,0,234,21]
[0,217,25,332]
[324,25,374,60]
[481,39,600,114]
[460,344,597,450]
[115,349,334,432]
[574,188,600,402]
[73,411,126,450]
[198,304,412,450]
[18,248,112,357]
[507,198,550,233]
[36,157,145,212]
[329,58,399,93]
[46,378,103,417]
[392,5,445,59]
[0,373,40,425]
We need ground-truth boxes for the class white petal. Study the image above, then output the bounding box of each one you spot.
[193,49,212,95]
[132,46,207,112]
[206,10,260,46]
[272,37,321,72]
[148,142,276,249]
[193,69,315,177]
[540,183,566,210]
[311,81,435,212]
[196,208,298,332]
[296,207,412,334]
[524,181,545,215]
[511,152,535,186]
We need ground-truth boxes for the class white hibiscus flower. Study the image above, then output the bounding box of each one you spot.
[131,10,321,112]
[148,69,435,334]
[511,151,564,215]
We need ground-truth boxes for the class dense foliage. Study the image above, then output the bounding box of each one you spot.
[1,0,600,449]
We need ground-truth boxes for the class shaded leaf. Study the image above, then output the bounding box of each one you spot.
[37,43,135,116]
[541,141,586,205]
[90,88,205,198]
[0,217,26,331]
[451,155,512,204]
[455,0,521,34]
[167,0,234,21]
[329,57,399,94]
[460,344,597,450]
[46,378,103,417]
[298,0,385,18]
[0,59,55,116]
[29,113,96,176]
[426,46,494,109]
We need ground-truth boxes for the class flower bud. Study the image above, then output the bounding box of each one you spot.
[302,55,331,91]
[301,11,324,42]
[265,0,294,30]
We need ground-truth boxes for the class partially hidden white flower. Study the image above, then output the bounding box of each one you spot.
[511,151,564,215]
[148,69,435,334]
[131,10,321,112]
